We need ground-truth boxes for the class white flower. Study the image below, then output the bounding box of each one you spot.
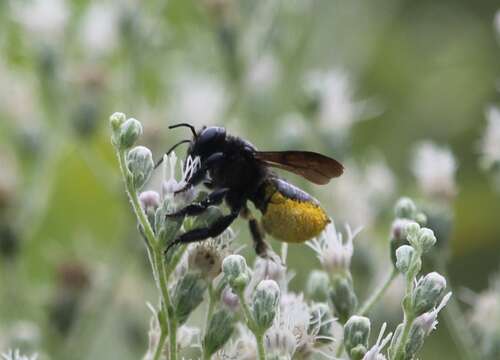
[305,69,374,137]
[307,222,360,273]
[171,72,227,128]
[481,107,500,170]
[362,323,392,360]
[80,2,119,55]
[246,54,281,91]
[1,349,38,360]
[263,292,336,359]
[161,151,200,204]
[265,293,310,358]
[412,141,457,200]
[12,0,68,41]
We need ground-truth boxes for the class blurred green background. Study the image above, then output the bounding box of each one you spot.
[1,0,499,359]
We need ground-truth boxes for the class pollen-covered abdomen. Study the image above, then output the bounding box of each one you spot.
[260,179,330,243]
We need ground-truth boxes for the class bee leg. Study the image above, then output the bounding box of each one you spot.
[165,210,239,255]
[166,188,229,218]
[240,206,271,258]
[248,219,270,256]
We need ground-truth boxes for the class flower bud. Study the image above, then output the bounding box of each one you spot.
[126,146,154,190]
[306,270,330,303]
[411,292,451,341]
[395,197,417,219]
[139,191,160,223]
[395,245,415,274]
[309,303,334,344]
[139,190,160,210]
[109,112,126,131]
[412,272,446,315]
[416,228,437,253]
[404,319,427,359]
[252,280,280,333]
[119,118,142,149]
[221,287,240,311]
[405,221,421,240]
[415,212,428,226]
[203,308,235,357]
[390,218,413,268]
[344,315,370,360]
[391,218,413,242]
[172,272,208,324]
[222,255,250,292]
[329,275,358,324]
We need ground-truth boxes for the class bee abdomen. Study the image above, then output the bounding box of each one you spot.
[261,190,330,243]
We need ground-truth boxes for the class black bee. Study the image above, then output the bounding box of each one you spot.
[159,123,344,257]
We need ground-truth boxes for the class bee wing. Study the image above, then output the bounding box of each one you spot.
[254,151,344,185]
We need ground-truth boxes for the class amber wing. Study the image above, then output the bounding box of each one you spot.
[255,151,344,185]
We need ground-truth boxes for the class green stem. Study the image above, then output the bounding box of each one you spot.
[155,245,177,360]
[116,148,177,360]
[116,150,156,249]
[153,330,167,360]
[167,303,178,360]
[237,291,256,332]
[392,269,418,360]
[393,312,415,360]
[359,268,398,316]
[256,332,266,360]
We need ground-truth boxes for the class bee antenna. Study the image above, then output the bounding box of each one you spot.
[168,123,197,138]
[154,139,191,169]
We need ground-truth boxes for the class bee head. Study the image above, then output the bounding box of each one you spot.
[189,126,226,159]
[154,123,227,170]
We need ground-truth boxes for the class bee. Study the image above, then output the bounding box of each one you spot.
[160,123,344,257]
